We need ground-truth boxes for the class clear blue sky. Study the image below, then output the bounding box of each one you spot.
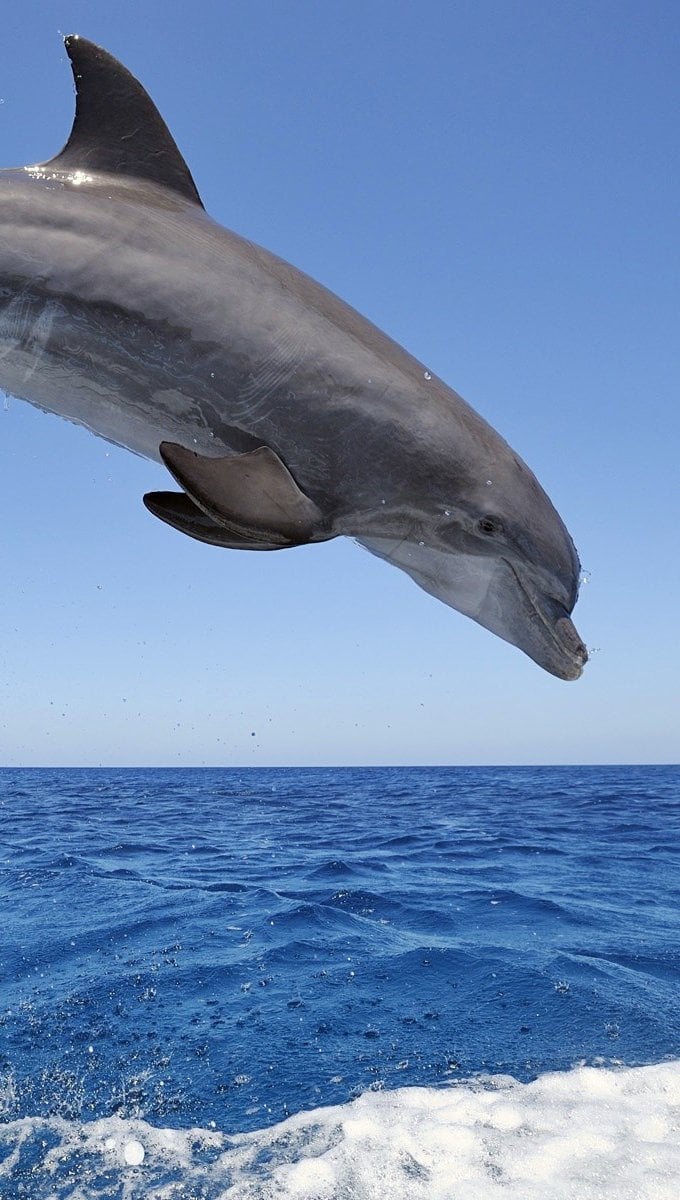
[1,1,678,765]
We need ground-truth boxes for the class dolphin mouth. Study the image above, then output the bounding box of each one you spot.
[507,562,588,681]
[548,616,588,681]
[358,535,588,680]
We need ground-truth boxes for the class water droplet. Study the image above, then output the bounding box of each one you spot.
[123,1140,145,1167]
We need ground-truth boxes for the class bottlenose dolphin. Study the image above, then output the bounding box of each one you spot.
[0,36,587,679]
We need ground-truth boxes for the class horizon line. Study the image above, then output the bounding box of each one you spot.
[1,762,678,771]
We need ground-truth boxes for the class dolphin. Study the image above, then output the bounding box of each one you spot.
[0,36,587,679]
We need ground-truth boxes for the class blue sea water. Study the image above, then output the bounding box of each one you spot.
[0,764,678,1198]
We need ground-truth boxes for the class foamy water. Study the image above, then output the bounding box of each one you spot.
[2,1061,678,1198]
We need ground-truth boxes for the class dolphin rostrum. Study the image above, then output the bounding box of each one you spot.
[0,36,587,679]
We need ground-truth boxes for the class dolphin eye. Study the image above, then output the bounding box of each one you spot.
[477,516,503,536]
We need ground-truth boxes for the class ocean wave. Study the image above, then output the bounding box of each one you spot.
[1,1061,678,1199]
[3,765,678,1150]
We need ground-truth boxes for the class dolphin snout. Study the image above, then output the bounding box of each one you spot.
[553,615,588,680]
[502,566,587,681]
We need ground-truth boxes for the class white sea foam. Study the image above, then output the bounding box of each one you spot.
[0,1061,678,1199]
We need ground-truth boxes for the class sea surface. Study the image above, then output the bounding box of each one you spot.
[0,764,678,1198]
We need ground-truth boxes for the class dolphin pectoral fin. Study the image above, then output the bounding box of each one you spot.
[143,491,286,550]
[158,442,333,547]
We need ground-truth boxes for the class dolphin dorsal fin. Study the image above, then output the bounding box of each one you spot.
[47,35,203,207]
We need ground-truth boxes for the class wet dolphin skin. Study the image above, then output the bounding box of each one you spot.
[0,37,587,679]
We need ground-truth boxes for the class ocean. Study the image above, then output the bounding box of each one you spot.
[0,764,678,1198]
